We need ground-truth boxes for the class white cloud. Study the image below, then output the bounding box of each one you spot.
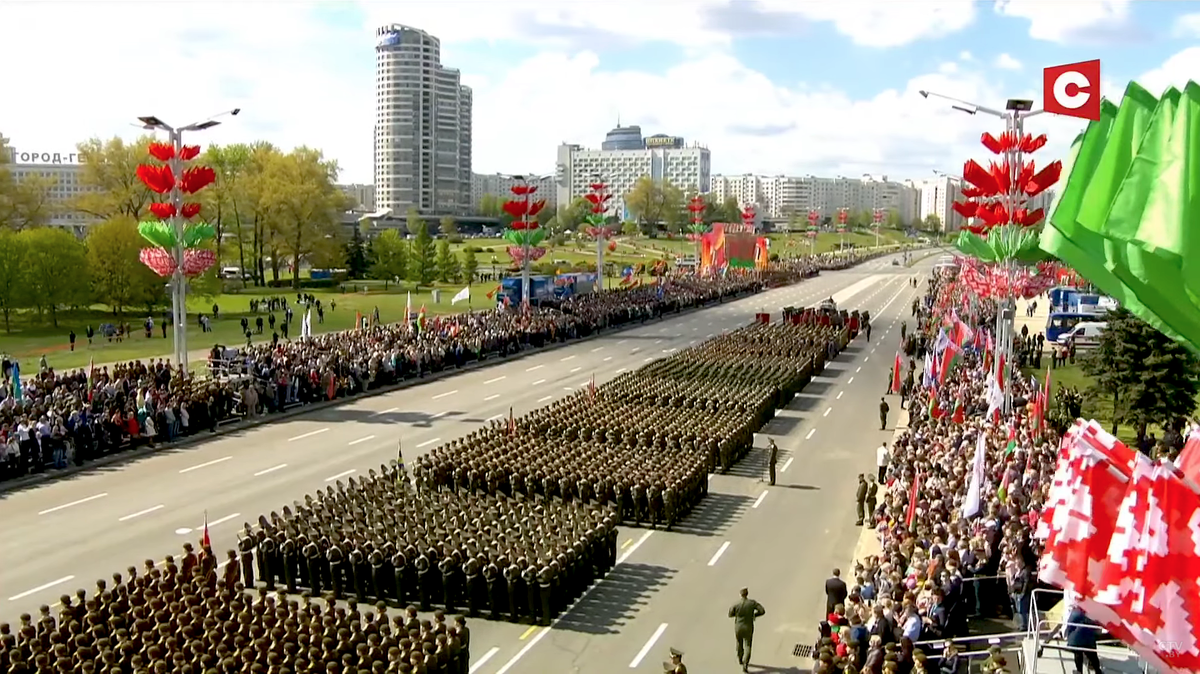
[994,0,1136,42]
[1,2,1193,190]
[960,51,975,61]
[1172,13,1200,38]
[1138,47,1200,96]
[357,0,976,49]
[995,53,1023,70]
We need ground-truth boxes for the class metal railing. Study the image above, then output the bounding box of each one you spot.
[1028,587,1154,674]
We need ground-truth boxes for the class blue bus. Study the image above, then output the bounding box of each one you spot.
[1046,311,1096,343]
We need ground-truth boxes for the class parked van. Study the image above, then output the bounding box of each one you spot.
[1057,321,1106,348]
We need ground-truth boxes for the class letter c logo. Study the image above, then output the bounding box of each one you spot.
[1053,70,1092,110]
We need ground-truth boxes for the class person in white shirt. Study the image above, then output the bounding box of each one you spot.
[876,443,890,483]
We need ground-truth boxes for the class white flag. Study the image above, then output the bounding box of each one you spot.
[961,432,988,519]
[301,308,312,339]
[405,292,413,331]
[451,286,470,305]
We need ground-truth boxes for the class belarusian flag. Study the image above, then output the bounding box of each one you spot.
[1004,425,1017,455]
[416,305,427,333]
[929,395,946,419]
[891,352,902,393]
[938,342,961,385]
[88,358,95,402]
[996,352,1007,391]
[951,401,965,424]
[997,469,1012,503]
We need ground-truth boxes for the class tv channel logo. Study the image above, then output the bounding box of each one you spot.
[1044,60,1101,121]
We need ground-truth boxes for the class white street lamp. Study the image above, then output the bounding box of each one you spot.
[137,109,240,375]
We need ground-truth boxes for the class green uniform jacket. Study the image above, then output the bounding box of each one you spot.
[728,598,765,632]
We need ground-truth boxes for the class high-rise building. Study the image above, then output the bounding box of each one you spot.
[470,173,557,213]
[374,24,472,217]
[917,176,965,233]
[554,125,710,213]
[709,174,919,225]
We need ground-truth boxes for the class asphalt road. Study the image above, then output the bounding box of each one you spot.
[0,253,928,673]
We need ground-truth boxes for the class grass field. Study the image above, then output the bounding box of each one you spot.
[1,232,915,372]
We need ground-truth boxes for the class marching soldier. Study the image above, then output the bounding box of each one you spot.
[729,588,766,672]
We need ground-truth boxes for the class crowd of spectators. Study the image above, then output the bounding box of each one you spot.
[816,277,1058,674]
[0,252,888,484]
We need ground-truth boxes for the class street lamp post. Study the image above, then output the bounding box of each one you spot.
[137,110,239,375]
[919,90,1045,412]
[836,208,848,252]
[872,208,884,248]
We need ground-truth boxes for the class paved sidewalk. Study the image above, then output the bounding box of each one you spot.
[848,406,910,568]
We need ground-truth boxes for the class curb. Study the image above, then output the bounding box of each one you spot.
[0,292,759,495]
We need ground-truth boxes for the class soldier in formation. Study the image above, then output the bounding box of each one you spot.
[0,544,475,674]
[248,464,618,627]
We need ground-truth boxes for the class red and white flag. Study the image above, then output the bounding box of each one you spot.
[890,352,902,394]
[201,511,212,549]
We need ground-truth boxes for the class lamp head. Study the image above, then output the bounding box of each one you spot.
[918,90,929,99]
[137,116,166,130]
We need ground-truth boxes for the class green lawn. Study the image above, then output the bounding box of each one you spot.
[1,233,915,373]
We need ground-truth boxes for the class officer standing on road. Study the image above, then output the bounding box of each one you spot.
[663,647,688,673]
[855,474,868,526]
[865,318,872,342]
[767,439,779,486]
[728,587,766,672]
[879,397,890,431]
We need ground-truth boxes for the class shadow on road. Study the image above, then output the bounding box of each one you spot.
[671,492,752,537]
[554,562,675,635]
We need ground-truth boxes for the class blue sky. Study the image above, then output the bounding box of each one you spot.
[2,0,1199,184]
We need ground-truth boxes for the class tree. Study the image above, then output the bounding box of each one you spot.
[369,229,407,288]
[0,229,28,331]
[1082,308,1200,439]
[624,176,682,229]
[717,197,742,223]
[261,147,347,289]
[461,247,479,284]
[621,221,639,236]
[407,208,436,286]
[886,208,903,229]
[0,137,55,230]
[202,143,252,267]
[21,227,89,326]
[478,193,502,217]
[556,198,591,233]
[344,225,369,278]
[435,239,460,283]
[660,183,686,233]
[86,217,164,316]
[73,135,159,220]
[921,213,942,232]
[439,216,459,239]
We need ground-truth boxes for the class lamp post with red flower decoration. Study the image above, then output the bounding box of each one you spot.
[872,208,884,248]
[686,195,707,269]
[836,208,848,252]
[136,110,239,374]
[807,210,819,256]
[501,175,547,308]
[584,178,614,289]
[921,90,1061,412]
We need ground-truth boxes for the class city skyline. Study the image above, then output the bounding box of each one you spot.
[2,2,1198,186]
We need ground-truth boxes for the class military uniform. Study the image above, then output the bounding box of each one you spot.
[729,591,766,672]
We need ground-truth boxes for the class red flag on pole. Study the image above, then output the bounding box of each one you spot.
[890,352,902,393]
[904,471,922,528]
[201,511,211,548]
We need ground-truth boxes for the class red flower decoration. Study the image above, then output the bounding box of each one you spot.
[179,145,201,161]
[1021,134,1048,153]
[510,184,538,196]
[182,249,217,276]
[589,183,607,192]
[1024,161,1062,197]
[510,220,540,231]
[148,142,175,162]
[150,203,176,219]
[139,247,177,277]
[584,193,611,207]
[687,196,706,214]
[181,203,202,219]
[137,164,175,194]
[607,241,617,252]
[179,166,216,194]
[980,132,1005,155]
[528,200,546,218]
[502,200,527,220]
